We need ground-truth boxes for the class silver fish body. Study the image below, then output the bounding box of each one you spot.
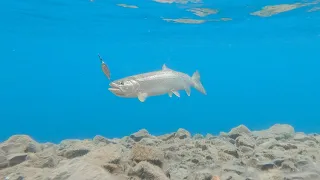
[108,64,206,102]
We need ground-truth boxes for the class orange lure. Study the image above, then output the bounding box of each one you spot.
[212,176,220,180]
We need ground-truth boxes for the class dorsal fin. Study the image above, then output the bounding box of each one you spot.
[162,64,170,71]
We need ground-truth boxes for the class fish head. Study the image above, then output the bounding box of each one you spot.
[108,78,139,97]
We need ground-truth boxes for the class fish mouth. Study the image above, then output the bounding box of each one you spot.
[108,82,124,96]
[109,82,119,88]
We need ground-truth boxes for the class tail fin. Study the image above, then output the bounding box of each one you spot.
[191,70,207,95]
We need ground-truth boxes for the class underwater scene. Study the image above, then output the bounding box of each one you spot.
[1,0,320,179]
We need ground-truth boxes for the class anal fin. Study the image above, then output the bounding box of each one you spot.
[185,87,191,96]
[171,90,180,97]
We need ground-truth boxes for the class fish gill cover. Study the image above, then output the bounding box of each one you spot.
[0,0,320,179]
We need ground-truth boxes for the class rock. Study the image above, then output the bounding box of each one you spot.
[49,158,115,180]
[235,134,255,148]
[260,169,284,180]
[298,148,320,162]
[103,163,123,174]
[270,142,298,150]
[0,135,41,155]
[175,128,191,139]
[284,171,320,180]
[257,161,276,170]
[212,139,239,158]
[140,138,162,146]
[295,159,312,170]
[130,144,164,168]
[314,135,320,143]
[0,144,25,155]
[158,133,176,141]
[253,124,295,140]
[239,146,254,154]
[187,169,212,180]
[64,149,89,159]
[119,136,136,148]
[130,129,151,142]
[194,140,208,151]
[93,135,115,145]
[26,147,60,168]
[205,133,216,140]
[294,132,318,143]
[222,164,246,175]
[193,134,204,140]
[164,151,180,161]
[84,145,122,166]
[131,161,169,180]
[305,140,318,147]
[221,172,245,180]
[219,131,229,137]
[228,125,251,139]
[25,143,38,153]
[0,166,52,180]
[3,174,25,180]
[167,164,189,180]
[57,139,93,159]
[0,154,8,169]
[7,153,27,166]
[280,160,296,172]
[243,167,260,180]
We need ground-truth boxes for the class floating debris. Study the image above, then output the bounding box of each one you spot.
[163,17,232,24]
[187,8,218,17]
[308,6,320,12]
[220,17,232,21]
[117,4,138,8]
[250,3,307,17]
[206,18,232,22]
[153,0,202,4]
[163,18,206,24]
[98,54,111,80]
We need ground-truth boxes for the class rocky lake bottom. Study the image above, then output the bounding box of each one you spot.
[0,124,320,180]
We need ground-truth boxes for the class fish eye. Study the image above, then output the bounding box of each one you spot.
[119,81,124,85]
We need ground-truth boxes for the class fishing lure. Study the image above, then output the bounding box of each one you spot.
[98,54,111,80]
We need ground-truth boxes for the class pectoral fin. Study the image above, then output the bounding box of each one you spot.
[138,93,148,102]
[171,90,180,97]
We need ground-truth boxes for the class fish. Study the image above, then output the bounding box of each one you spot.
[108,64,206,102]
[98,54,111,80]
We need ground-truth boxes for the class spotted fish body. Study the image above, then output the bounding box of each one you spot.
[108,64,206,102]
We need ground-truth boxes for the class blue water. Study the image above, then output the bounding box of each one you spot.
[1,0,320,143]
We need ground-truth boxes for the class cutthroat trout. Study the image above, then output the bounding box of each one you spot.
[108,64,206,102]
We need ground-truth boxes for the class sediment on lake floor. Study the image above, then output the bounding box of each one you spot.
[0,124,320,180]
